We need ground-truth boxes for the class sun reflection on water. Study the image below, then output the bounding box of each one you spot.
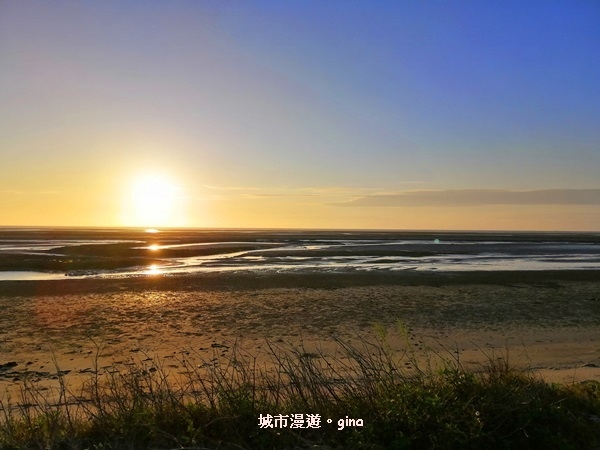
[145,264,163,275]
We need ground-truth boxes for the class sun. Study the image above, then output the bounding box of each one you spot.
[126,174,184,227]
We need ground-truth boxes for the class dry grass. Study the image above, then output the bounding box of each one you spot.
[0,331,599,449]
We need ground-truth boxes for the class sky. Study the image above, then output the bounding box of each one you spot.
[1,1,599,231]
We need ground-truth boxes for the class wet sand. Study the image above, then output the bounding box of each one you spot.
[1,271,599,403]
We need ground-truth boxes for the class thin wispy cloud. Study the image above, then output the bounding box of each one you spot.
[204,185,389,198]
[202,185,428,198]
[203,185,267,192]
[338,189,600,207]
[243,193,320,199]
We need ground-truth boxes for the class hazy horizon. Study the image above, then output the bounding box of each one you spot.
[2,2,599,231]
[1,225,599,235]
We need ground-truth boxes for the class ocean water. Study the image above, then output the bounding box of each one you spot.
[0,228,599,281]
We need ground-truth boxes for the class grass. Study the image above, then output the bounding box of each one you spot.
[0,333,599,450]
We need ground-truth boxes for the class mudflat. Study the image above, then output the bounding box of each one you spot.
[1,270,599,403]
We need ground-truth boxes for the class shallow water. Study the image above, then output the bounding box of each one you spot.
[0,228,598,280]
[0,271,67,281]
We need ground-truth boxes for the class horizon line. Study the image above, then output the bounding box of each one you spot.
[1,225,599,234]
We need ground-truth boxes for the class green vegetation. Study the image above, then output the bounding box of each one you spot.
[0,336,599,449]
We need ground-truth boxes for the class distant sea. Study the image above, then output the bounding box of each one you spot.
[0,228,599,281]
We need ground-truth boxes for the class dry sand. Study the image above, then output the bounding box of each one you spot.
[0,271,599,404]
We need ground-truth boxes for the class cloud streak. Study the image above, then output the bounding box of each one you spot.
[338,189,600,207]
[203,185,404,198]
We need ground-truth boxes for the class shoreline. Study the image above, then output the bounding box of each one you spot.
[1,269,599,296]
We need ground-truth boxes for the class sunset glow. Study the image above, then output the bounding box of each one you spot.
[1,2,599,230]
[124,174,185,228]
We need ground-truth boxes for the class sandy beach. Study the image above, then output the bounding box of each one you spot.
[0,270,599,404]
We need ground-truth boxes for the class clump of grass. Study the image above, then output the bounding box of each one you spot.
[0,334,599,449]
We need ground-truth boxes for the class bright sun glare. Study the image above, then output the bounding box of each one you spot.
[128,174,183,227]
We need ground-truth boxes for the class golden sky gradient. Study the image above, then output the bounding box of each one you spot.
[1,2,599,230]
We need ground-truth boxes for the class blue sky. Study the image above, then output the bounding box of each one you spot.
[1,1,599,229]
